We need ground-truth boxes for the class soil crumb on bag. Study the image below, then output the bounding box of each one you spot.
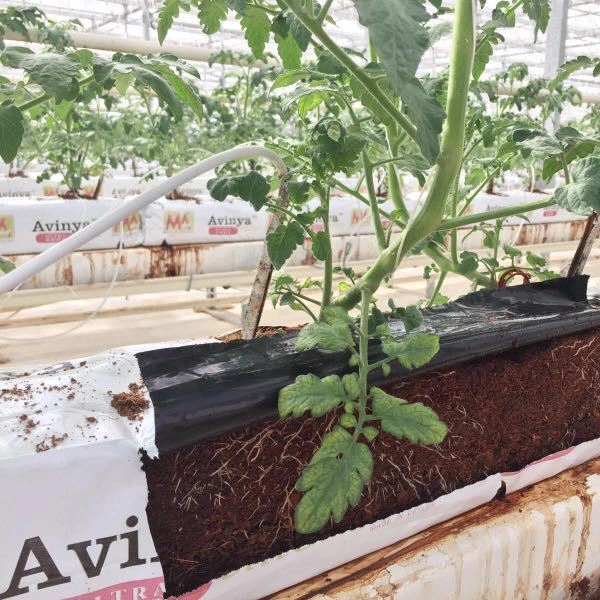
[110,382,149,420]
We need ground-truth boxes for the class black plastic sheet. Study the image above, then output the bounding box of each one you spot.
[137,276,600,453]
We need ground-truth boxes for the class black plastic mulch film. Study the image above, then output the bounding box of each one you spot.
[137,275,600,453]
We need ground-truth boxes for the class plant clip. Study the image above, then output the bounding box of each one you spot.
[498,267,532,288]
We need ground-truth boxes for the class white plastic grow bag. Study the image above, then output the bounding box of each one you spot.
[3,339,600,600]
[0,198,143,254]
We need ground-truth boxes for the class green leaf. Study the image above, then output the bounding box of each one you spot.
[236,171,270,210]
[270,69,311,92]
[522,0,550,41]
[279,374,348,418]
[312,230,331,261]
[555,157,600,215]
[321,306,354,327]
[382,332,439,370]
[354,0,444,163]
[208,176,239,200]
[157,0,185,44]
[339,413,357,429]
[503,244,522,259]
[240,6,270,58]
[371,387,447,444]
[267,221,305,269]
[91,56,114,83]
[296,321,354,352]
[456,251,479,275]
[362,425,379,443]
[276,33,302,70]
[0,103,23,163]
[287,180,311,204]
[342,373,360,400]
[295,426,373,533]
[3,48,80,102]
[155,66,204,119]
[198,0,228,34]
[0,256,15,273]
[472,38,493,82]
[286,11,311,52]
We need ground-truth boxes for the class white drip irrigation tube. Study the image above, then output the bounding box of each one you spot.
[0,146,287,295]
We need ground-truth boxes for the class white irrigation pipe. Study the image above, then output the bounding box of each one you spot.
[0,146,287,295]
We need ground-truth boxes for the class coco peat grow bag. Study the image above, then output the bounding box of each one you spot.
[3,277,600,600]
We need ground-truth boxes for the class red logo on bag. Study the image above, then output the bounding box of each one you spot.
[164,211,194,232]
[0,215,14,240]
[113,212,142,234]
[208,226,238,235]
[543,209,558,217]
[36,232,71,243]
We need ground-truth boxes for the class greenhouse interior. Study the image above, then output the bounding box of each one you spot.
[4,0,600,599]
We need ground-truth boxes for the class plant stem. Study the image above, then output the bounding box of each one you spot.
[319,188,333,319]
[354,289,371,442]
[438,197,555,231]
[561,152,571,184]
[291,296,318,321]
[333,0,476,310]
[427,270,448,306]
[363,153,387,251]
[317,0,334,23]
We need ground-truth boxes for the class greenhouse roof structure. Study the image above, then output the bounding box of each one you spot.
[0,0,599,100]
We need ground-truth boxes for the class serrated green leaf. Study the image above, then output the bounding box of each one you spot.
[208,176,239,200]
[339,413,357,428]
[267,221,305,269]
[371,387,447,444]
[198,0,228,34]
[279,374,348,418]
[295,426,373,533]
[362,425,379,443]
[321,306,354,327]
[354,0,444,163]
[342,373,360,400]
[3,48,80,102]
[522,0,550,41]
[287,180,311,204]
[237,171,270,209]
[382,332,439,370]
[312,230,331,261]
[296,321,354,352]
[0,103,23,163]
[286,11,311,52]
[555,157,600,215]
[381,363,391,377]
[155,66,203,119]
[157,0,184,44]
[240,6,270,58]
[473,38,493,82]
[270,69,311,92]
[276,33,301,70]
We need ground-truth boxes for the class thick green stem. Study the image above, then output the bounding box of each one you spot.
[363,153,387,251]
[354,289,371,442]
[438,197,555,231]
[319,189,333,319]
[334,0,476,310]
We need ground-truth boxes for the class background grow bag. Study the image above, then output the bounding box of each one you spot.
[137,275,600,453]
